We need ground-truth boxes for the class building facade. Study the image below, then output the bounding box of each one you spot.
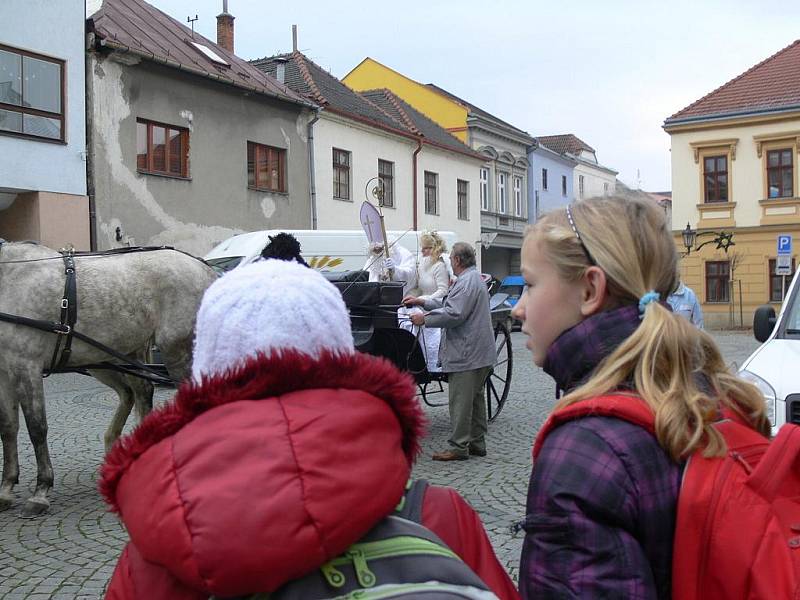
[664,39,800,328]
[527,141,577,220]
[86,0,314,256]
[537,134,617,201]
[253,53,483,263]
[344,59,533,278]
[0,0,89,249]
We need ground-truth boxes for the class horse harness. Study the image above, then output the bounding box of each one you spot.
[0,244,187,385]
[45,251,78,376]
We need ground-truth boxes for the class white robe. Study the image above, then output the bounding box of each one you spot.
[399,256,449,372]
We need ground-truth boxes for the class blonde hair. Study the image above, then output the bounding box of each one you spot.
[530,196,769,460]
[420,231,447,265]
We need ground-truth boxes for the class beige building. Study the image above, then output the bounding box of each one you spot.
[664,40,800,329]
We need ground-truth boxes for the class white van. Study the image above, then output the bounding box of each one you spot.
[739,268,800,435]
[204,229,457,274]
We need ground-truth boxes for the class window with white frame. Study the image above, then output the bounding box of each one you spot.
[424,171,438,215]
[579,175,585,198]
[480,167,489,210]
[378,159,394,208]
[514,176,523,217]
[497,172,507,214]
[457,179,468,220]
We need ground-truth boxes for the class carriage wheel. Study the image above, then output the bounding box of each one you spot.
[486,321,512,422]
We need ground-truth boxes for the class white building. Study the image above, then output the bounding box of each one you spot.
[0,0,89,249]
[252,53,484,264]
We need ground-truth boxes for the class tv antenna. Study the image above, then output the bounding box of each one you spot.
[187,14,199,38]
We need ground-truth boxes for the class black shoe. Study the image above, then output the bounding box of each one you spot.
[468,446,487,457]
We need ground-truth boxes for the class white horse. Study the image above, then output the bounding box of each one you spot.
[0,241,217,516]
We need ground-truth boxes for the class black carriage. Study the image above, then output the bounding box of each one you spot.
[331,275,513,422]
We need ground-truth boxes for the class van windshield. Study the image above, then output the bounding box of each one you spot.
[206,256,243,274]
[784,289,800,335]
[498,284,524,299]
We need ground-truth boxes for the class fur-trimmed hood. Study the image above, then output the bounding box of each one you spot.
[99,350,425,597]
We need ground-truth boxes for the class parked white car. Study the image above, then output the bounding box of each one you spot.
[739,269,800,435]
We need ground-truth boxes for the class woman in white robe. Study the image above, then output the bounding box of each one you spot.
[400,232,449,372]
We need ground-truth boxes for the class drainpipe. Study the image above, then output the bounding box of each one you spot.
[307,108,321,229]
[85,34,97,251]
[412,138,423,230]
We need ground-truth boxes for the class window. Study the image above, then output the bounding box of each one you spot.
[480,167,489,210]
[561,175,567,197]
[579,175,585,198]
[424,171,438,215]
[457,179,468,220]
[247,142,286,192]
[378,159,394,208]
[703,155,728,203]
[137,119,189,178]
[497,173,507,214]
[541,168,548,191]
[0,44,64,141]
[705,261,730,303]
[769,258,796,302]
[514,176,523,217]
[767,149,793,198]
[333,148,351,200]
[604,182,609,195]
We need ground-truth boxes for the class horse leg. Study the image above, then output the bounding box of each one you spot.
[0,373,20,511]
[159,337,193,384]
[89,370,135,452]
[128,374,154,423]
[16,370,53,517]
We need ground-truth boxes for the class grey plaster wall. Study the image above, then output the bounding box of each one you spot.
[89,53,312,255]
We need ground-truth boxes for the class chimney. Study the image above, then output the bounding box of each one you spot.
[275,57,287,84]
[292,25,298,53]
[216,0,234,53]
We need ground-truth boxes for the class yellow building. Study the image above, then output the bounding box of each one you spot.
[344,58,534,278]
[664,40,800,329]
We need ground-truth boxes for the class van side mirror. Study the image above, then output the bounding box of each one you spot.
[753,305,777,343]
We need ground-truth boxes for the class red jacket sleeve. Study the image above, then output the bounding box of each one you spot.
[105,543,206,600]
[422,485,520,600]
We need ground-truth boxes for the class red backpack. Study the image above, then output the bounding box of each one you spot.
[533,393,800,600]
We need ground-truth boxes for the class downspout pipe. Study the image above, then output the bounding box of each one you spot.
[307,108,321,229]
[85,33,97,251]
[412,138,423,231]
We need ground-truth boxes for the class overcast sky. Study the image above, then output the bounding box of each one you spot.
[123,1,800,192]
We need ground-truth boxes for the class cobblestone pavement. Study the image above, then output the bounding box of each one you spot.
[0,331,761,598]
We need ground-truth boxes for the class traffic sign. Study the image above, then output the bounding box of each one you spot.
[777,254,793,276]
[778,234,792,255]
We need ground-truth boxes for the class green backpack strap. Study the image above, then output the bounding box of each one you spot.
[394,479,428,522]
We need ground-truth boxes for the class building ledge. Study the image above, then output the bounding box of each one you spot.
[696,201,736,228]
[759,197,800,225]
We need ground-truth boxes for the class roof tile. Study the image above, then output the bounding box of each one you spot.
[90,0,311,107]
[666,39,800,124]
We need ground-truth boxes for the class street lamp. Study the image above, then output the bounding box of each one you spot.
[681,222,735,255]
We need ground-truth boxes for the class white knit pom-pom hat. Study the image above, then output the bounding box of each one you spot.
[191,259,354,381]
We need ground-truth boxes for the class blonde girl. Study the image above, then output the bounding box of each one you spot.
[417,231,449,300]
[512,196,768,598]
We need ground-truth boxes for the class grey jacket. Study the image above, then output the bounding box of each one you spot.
[423,266,496,372]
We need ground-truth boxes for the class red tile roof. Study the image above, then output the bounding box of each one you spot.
[665,39,800,125]
[536,134,595,156]
[89,0,312,108]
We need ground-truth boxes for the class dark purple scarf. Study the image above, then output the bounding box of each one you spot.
[543,304,641,394]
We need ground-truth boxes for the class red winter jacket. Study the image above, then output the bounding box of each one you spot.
[100,350,519,600]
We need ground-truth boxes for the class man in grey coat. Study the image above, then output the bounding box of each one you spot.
[405,242,496,461]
